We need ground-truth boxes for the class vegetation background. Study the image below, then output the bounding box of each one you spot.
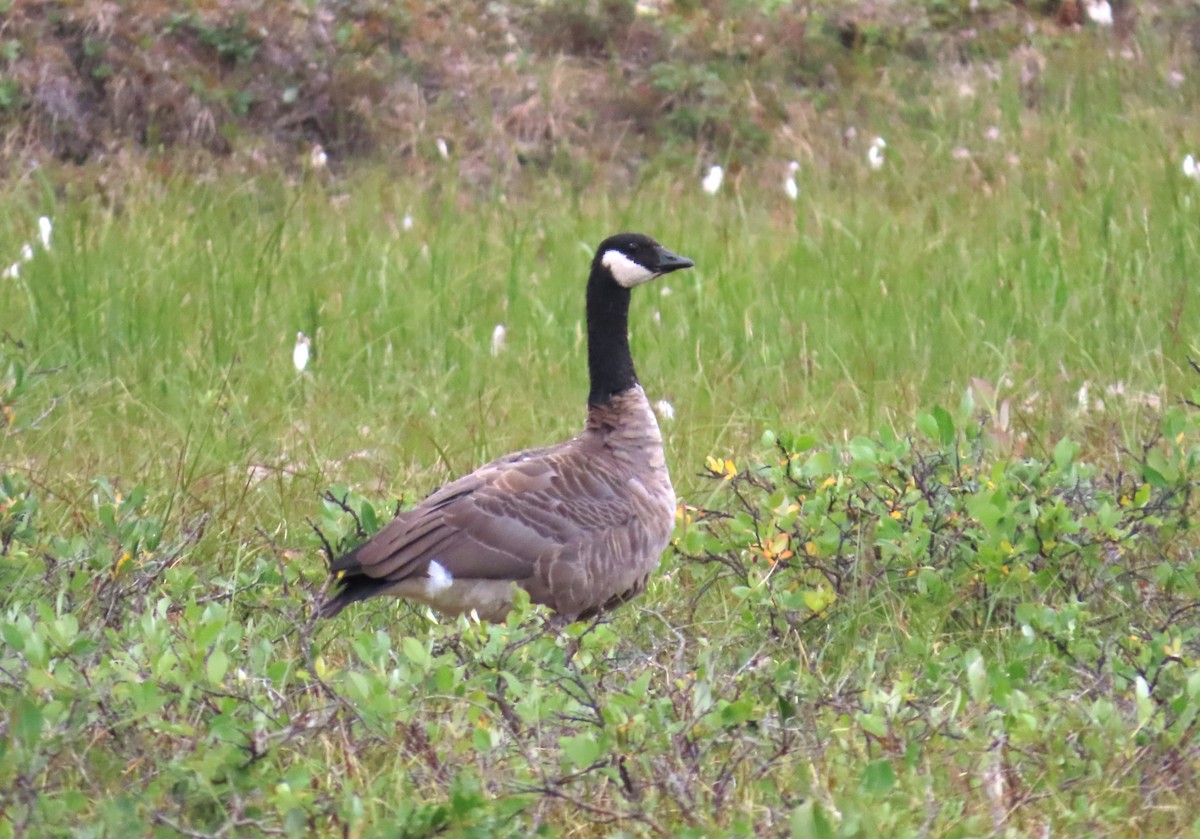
[3,0,1200,836]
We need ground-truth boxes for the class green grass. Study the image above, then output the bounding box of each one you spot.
[2,29,1200,838]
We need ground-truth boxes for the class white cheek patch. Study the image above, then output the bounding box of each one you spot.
[602,249,656,288]
[425,560,454,593]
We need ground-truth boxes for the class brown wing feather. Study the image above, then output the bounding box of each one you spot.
[333,438,637,591]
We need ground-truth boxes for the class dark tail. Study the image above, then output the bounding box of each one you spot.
[319,543,391,618]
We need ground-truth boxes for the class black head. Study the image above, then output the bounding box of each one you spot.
[592,233,694,289]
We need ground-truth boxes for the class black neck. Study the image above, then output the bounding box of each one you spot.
[586,268,637,406]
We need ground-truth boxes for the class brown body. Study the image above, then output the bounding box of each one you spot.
[322,387,675,620]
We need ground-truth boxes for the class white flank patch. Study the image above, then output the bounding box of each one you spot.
[426,560,454,593]
[602,249,656,288]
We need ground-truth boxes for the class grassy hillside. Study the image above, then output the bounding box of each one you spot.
[3,3,1200,837]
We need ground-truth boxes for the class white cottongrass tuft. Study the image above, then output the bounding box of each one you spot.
[783,160,800,201]
[491,324,506,356]
[1076,381,1091,413]
[1084,0,1113,26]
[702,164,723,195]
[309,143,327,170]
[1184,154,1200,182]
[436,137,449,160]
[293,332,311,373]
[402,213,414,231]
[653,399,676,422]
[867,136,887,171]
[4,216,55,278]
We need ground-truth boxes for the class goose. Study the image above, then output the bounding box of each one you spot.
[320,233,695,622]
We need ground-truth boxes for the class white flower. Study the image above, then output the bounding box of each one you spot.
[867,137,886,171]
[2,262,19,279]
[293,332,311,373]
[19,243,33,262]
[702,164,723,195]
[1084,0,1113,26]
[37,217,52,251]
[1184,154,1200,182]
[653,399,675,421]
[436,138,449,160]
[783,160,800,201]
[491,324,506,356]
[310,144,327,170]
[402,214,414,231]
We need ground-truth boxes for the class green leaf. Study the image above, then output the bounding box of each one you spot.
[1,621,25,651]
[402,636,431,670]
[790,801,835,839]
[861,759,895,794]
[14,696,43,745]
[802,587,836,613]
[1133,482,1152,507]
[933,406,956,447]
[207,648,229,685]
[560,732,602,767]
[847,437,877,463]
[1141,463,1167,489]
[791,434,818,452]
[858,713,888,738]
[916,412,939,441]
[1054,436,1080,470]
[360,501,378,535]
[98,504,118,535]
